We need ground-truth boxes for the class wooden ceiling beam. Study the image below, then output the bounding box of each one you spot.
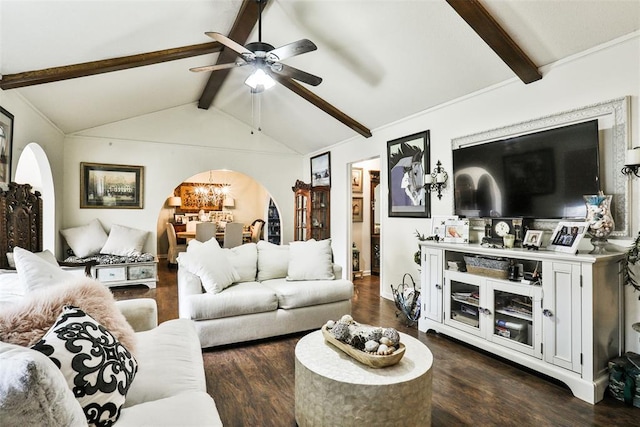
[446,0,542,84]
[0,42,222,90]
[197,0,263,109]
[271,74,372,138]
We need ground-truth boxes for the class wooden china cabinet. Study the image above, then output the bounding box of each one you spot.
[292,180,330,241]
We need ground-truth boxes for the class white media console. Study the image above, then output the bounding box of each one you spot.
[418,241,623,404]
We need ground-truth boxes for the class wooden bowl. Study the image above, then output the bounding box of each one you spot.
[321,325,405,368]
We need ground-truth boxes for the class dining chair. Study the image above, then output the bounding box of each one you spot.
[223,222,244,248]
[167,223,187,268]
[196,222,217,242]
[250,219,265,243]
[186,220,199,233]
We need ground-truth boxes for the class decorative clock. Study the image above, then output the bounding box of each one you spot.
[486,217,534,245]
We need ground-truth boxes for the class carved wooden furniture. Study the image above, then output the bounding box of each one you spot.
[0,183,42,269]
[292,180,330,241]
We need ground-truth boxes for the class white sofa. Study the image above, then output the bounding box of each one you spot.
[0,262,222,427]
[178,240,354,348]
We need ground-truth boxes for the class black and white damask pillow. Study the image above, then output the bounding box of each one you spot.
[32,305,138,427]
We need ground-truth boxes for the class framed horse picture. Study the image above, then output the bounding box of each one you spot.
[387,130,430,218]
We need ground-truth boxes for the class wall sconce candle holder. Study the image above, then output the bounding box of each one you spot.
[424,160,448,200]
[621,147,640,178]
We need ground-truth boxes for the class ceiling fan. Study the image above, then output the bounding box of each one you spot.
[190,0,322,92]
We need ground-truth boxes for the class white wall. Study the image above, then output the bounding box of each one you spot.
[326,34,640,351]
[63,103,302,255]
[0,90,66,250]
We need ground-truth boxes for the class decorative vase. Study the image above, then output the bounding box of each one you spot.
[583,193,614,254]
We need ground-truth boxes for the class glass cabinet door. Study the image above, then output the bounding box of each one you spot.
[444,272,483,336]
[487,280,542,358]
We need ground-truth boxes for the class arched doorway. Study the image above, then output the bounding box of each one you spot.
[156,169,281,259]
[15,143,55,252]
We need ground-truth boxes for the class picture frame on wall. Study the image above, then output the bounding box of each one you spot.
[352,197,363,222]
[387,130,430,218]
[311,151,331,187]
[547,221,588,254]
[0,106,15,188]
[352,167,363,193]
[80,162,144,209]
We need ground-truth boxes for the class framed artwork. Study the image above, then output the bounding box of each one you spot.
[443,218,469,244]
[178,183,224,212]
[0,106,14,187]
[547,221,588,254]
[311,151,331,187]
[431,215,459,240]
[80,162,144,209]
[352,197,364,222]
[352,167,363,193]
[387,130,430,217]
[523,229,543,248]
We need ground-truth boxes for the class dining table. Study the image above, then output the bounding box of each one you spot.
[177,230,252,243]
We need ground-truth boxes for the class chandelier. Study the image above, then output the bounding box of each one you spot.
[194,172,230,208]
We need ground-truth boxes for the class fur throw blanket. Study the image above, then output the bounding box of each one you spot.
[0,278,136,353]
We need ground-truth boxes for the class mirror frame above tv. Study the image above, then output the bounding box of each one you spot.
[451,97,631,237]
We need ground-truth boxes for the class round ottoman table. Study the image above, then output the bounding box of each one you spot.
[295,329,433,426]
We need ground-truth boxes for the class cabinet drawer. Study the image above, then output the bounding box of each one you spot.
[128,265,155,281]
[96,267,126,282]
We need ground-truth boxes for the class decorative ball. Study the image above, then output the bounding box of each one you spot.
[325,320,335,329]
[377,344,389,355]
[383,328,400,346]
[340,314,354,324]
[365,340,379,353]
[379,337,392,346]
[350,335,366,351]
[366,328,383,343]
[331,322,350,342]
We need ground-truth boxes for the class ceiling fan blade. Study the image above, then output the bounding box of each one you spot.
[205,31,254,60]
[270,73,371,138]
[199,0,265,109]
[267,39,317,62]
[270,63,322,86]
[190,62,246,72]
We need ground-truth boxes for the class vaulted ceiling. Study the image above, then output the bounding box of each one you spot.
[1,0,639,154]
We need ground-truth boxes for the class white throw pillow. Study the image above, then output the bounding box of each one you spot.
[257,240,289,281]
[223,243,258,283]
[7,249,57,269]
[180,238,239,293]
[13,247,75,292]
[0,341,87,427]
[60,219,108,258]
[286,238,335,281]
[32,305,138,427]
[101,224,149,256]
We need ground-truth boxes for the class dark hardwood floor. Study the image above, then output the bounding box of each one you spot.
[112,261,638,426]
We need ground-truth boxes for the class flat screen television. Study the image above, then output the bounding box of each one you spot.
[452,120,600,219]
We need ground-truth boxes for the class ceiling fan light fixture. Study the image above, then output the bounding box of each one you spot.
[245,68,275,91]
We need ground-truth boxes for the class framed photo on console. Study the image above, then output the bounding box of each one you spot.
[443,218,469,244]
[523,229,543,249]
[547,221,588,254]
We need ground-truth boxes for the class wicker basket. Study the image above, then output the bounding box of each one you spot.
[463,255,509,279]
